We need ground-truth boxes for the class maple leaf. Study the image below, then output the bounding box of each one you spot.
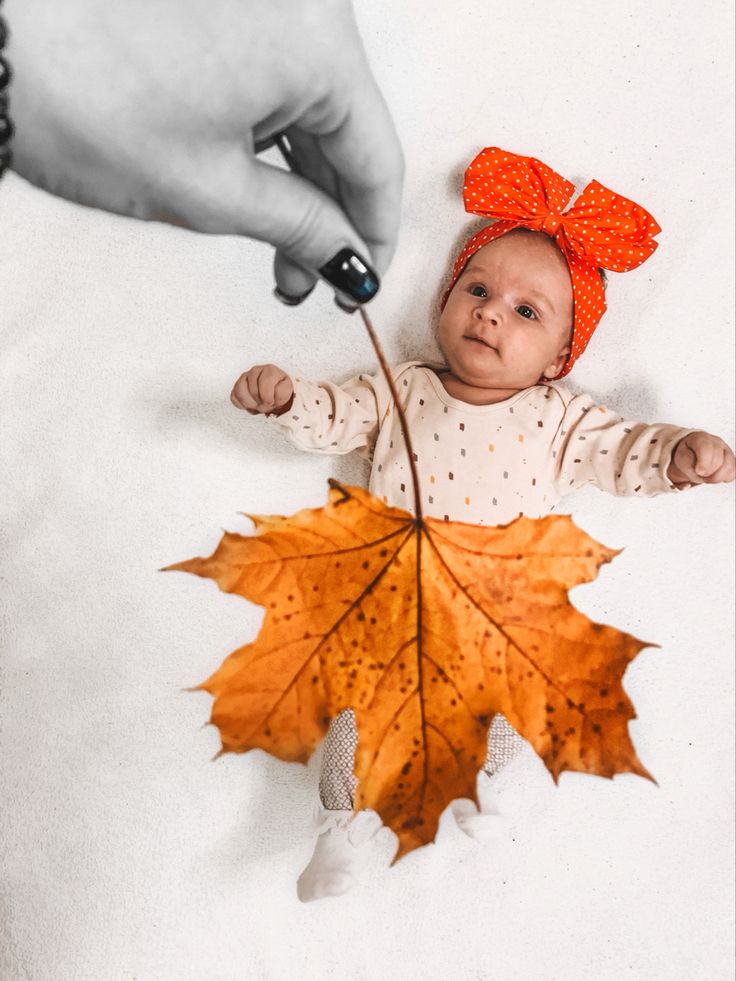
[165,479,653,860]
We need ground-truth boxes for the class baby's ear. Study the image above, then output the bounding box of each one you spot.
[542,343,571,381]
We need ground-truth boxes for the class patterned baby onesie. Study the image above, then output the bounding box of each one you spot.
[267,360,694,809]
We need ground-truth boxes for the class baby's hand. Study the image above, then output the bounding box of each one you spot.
[667,431,736,486]
[230,364,294,416]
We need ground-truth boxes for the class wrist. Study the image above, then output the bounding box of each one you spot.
[667,434,701,487]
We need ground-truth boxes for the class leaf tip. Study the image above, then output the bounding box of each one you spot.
[160,557,206,576]
[598,544,625,563]
[633,760,657,785]
[159,560,183,573]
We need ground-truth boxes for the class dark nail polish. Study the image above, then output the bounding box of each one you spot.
[319,249,379,303]
[0,56,11,91]
[254,135,276,155]
[334,297,358,314]
[273,284,315,307]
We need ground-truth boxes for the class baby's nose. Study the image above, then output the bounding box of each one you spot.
[474,301,501,325]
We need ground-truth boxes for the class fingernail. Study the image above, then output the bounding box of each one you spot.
[334,297,358,314]
[319,249,379,303]
[254,136,276,154]
[273,284,315,307]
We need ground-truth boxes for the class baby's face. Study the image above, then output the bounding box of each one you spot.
[438,230,574,391]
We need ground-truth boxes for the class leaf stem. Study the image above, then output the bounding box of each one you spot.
[359,307,423,522]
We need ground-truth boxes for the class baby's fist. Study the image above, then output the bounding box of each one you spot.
[231,364,294,416]
[668,431,736,486]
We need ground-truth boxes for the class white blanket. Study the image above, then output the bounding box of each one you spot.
[1,1,733,977]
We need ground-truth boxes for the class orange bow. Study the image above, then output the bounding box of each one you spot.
[442,147,662,379]
[462,147,661,272]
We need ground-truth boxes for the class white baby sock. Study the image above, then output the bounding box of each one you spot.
[450,791,510,842]
[296,806,391,902]
[451,743,542,842]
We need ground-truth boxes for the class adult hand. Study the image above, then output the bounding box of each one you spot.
[6,0,404,303]
[667,432,736,487]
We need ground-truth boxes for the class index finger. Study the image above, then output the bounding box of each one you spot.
[316,75,405,277]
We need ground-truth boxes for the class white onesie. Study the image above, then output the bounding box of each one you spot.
[267,360,693,808]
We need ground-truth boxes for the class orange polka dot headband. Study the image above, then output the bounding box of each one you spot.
[441,147,662,378]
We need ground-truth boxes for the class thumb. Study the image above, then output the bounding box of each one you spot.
[185,151,380,305]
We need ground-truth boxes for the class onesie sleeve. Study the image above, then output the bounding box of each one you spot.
[265,370,386,458]
[551,391,697,497]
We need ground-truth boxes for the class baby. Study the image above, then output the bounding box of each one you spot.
[230,147,735,902]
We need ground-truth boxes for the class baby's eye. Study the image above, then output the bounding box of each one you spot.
[515,304,537,320]
[469,284,487,298]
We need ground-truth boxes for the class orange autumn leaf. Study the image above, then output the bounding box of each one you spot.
[166,479,654,860]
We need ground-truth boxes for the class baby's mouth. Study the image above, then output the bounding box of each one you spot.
[463,334,497,351]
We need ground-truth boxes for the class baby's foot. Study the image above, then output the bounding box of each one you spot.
[450,795,510,841]
[451,744,541,842]
[296,807,389,902]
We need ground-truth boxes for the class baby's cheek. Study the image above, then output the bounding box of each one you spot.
[436,314,453,359]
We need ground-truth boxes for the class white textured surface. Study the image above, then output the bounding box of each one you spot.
[1,1,734,978]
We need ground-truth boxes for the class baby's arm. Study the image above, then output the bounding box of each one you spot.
[553,392,734,497]
[231,363,383,456]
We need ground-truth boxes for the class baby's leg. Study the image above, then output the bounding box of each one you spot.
[297,708,389,902]
[298,710,529,897]
[482,713,525,777]
[318,706,359,810]
[452,714,526,841]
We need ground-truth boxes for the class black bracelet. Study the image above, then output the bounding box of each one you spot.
[0,0,13,178]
